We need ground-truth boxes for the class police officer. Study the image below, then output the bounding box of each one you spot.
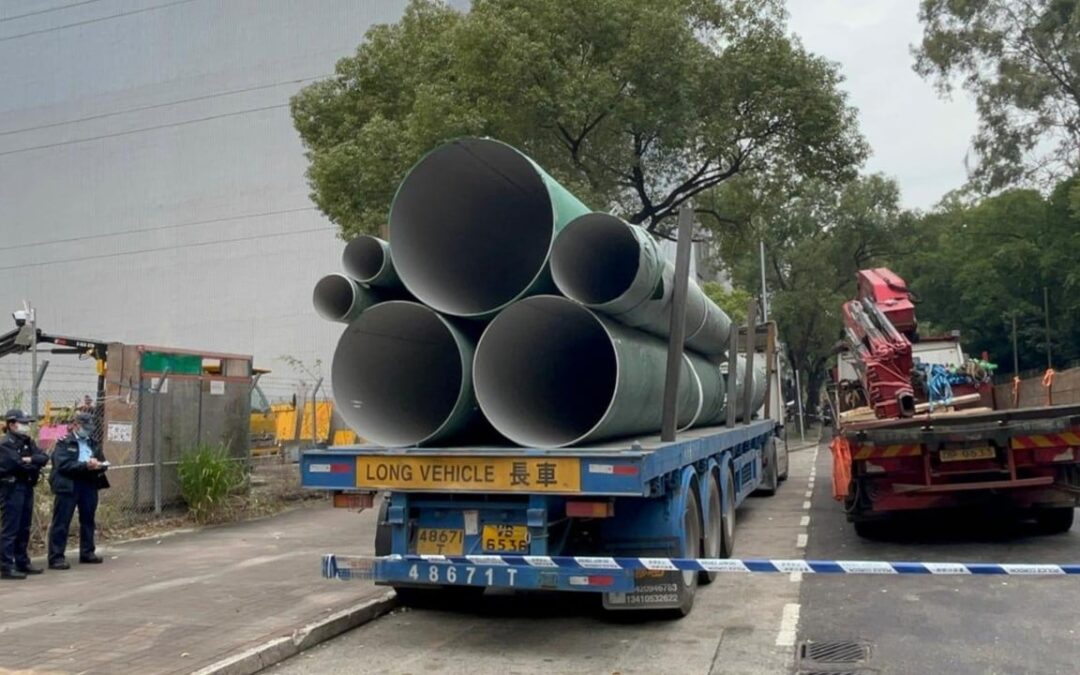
[0,409,48,579]
[47,412,109,569]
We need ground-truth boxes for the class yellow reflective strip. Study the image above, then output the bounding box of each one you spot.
[1059,432,1080,445]
[883,445,903,458]
[1032,435,1056,448]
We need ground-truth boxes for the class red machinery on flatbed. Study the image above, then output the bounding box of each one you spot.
[830,268,1080,536]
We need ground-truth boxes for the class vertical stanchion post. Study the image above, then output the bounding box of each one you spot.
[742,298,758,425]
[725,328,738,428]
[661,206,694,442]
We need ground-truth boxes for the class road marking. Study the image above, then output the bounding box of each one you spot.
[789,571,803,582]
[800,515,810,527]
[804,490,812,498]
[775,603,801,647]
[802,501,811,510]
[796,533,808,549]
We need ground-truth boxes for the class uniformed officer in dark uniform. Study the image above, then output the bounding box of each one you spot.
[48,412,109,569]
[0,409,49,579]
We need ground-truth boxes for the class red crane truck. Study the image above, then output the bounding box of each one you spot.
[830,268,1080,536]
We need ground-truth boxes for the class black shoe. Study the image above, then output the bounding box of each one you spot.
[79,554,103,564]
[1,568,27,580]
[49,560,70,570]
[16,564,43,575]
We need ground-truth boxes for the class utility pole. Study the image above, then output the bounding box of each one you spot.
[1043,286,1052,369]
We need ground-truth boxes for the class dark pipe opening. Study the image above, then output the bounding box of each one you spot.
[313,274,355,321]
[474,297,617,447]
[390,138,553,316]
[332,302,464,446]
[551,214,640,305]
[343,236,386,283]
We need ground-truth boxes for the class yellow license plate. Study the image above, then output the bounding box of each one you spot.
[940,447,995,462]
[481,524,530,553]
[355,456,580,493]
[416,528,464,555]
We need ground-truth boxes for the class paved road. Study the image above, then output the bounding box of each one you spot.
[272,445,822,675]
[796,447,1080,675]
[271,441,1079,674]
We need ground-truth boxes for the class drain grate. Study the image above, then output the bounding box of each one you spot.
[799,640,872,664]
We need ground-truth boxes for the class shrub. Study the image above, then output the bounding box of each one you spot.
[177,443,244,523]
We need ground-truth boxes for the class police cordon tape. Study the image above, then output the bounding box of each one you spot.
[323,554,1080,579]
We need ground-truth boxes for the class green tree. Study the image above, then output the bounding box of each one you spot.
[291,0,867,239]
[705,174,906,414]
[915,0,1080,191]
[702,283,752,325]
[893,175,1080,373]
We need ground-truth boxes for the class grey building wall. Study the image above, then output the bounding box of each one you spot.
[0,0,425,398]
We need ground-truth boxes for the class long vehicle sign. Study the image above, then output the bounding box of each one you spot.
[355,456,582,492]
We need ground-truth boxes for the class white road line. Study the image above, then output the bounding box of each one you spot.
[775,603,801,647]
[796,533,808,548]
[800,515,810,527]
[804,490,812,498]
[802,501,811,510]
[789,571,803,582]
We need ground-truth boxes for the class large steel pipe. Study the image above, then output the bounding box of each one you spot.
[332,301,485,446]
[473,295,722,448]
[389,138,590,318]
[550,213,733,355]
[342,235,401,289]
[726,354,767,421]
[312,273,379,323]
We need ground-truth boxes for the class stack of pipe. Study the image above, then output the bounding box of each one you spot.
[314,137,766,448]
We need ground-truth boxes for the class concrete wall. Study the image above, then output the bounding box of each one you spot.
[0,0,443,398]
[994,367,1080,409]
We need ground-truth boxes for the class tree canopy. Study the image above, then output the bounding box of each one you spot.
[915,0,1080,192]
[891,174,1080,373]
[704,174,907,413]
[291,0,867,239]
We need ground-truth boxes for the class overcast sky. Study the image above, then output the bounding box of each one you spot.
[786,0,979,210]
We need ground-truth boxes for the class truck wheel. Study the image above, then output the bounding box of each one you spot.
[756,442,779,497]
[668,486,702,618]
[719,469,736,558]
[853,520,884,539]
[1034,507,1075,534]
[700,472,723,585]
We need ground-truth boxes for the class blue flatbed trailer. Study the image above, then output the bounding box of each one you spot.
[301,418,784,616]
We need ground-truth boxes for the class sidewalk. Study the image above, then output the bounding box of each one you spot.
[0,504,386,674]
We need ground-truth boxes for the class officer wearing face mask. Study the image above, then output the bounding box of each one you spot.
[0,409,49,579]
[47,412,109,569]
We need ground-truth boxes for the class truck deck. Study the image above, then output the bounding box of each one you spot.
[302,420,775,498]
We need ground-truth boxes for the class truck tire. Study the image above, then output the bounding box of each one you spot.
[1034,507,1075,535]
[719,469,736,558]
[700,472,723,585]
[668,486,702,618]
[756,442,779,497]
[853,519,884,539]
[778,428,790,482]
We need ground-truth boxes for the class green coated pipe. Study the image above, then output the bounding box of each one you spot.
[342,235,401,289]
[389,138,591,318]
[473,295,724,448]
[331,301,490,447]
[312,273,379,323]
[724,354,767,421]
[550,214,733,356]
